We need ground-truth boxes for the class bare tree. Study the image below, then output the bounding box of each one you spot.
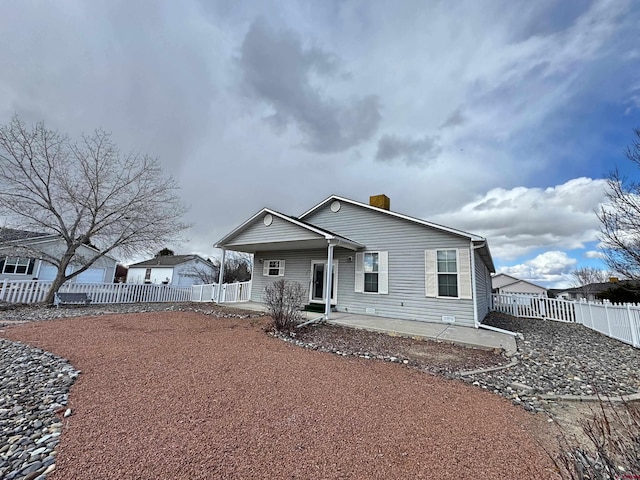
[219,252,252,283]
[182,258,219,285]
[181,252,252,285]
[0,115,189,303]
[570,267,608,299]
[598,128,640,279]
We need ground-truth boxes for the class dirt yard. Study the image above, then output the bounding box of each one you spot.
[1,311,559,479]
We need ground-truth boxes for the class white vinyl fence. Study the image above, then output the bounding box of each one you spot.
[1,279,193,305]
[491,294,640,348]
[190,281,252,303]
[492,294,576,322]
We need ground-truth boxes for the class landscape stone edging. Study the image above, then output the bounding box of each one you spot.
[538,392,640,403]
[457,357,519,377]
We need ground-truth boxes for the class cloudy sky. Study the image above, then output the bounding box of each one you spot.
[1,0,639,288]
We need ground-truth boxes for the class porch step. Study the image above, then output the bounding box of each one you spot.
[303,304,336,313]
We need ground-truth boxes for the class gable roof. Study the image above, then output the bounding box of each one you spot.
[299,195,495,272]
[492,273,546,292]
[0,227,54,243]
[215,207,364,251]
[128,254,212,268]
[299,195,486,242]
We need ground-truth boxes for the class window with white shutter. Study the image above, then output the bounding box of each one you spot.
[355,251,388,294]
[425,249,472,299]
[263,260,285,276]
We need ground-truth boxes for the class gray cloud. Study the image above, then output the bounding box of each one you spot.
[375,134,441,166]
[239,18,380,153]
[440,108,467,129]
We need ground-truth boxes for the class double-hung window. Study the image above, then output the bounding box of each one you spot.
[425,249,471,299]
[263,260,285,276]
[364,252,379,293]
[355,251,388,294]
[1,257,34,275]
[437,250,458,297]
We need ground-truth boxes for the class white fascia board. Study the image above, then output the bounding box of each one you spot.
[215,208,333,248]
[299,195,485,242]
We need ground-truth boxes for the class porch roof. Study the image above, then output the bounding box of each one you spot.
[214,208,364,253]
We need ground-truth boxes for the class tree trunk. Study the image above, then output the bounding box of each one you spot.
[43,256,72,305]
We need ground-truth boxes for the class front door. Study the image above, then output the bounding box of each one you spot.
[310,260,338,304]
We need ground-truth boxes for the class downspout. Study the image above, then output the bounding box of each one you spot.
[470,241,480,328]
[324,241,334,320]
[472,241,521,338]
[216,248,226,304]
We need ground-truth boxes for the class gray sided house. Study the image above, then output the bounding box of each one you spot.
[0,228,117,283]
[216,195,495,328]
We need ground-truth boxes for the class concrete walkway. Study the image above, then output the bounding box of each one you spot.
[222,301,517,355]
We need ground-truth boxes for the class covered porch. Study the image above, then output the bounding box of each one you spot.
[215,208,363,321]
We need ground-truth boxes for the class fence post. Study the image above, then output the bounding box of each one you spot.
[0,279,6,302]
[604,303,611,336]
[628,304,639,348]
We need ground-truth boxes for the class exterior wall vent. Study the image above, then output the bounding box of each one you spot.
[369,194,390,210]
[442,315,455,323]
[365,307,376,314]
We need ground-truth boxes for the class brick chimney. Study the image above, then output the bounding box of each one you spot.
[369,194,390,210]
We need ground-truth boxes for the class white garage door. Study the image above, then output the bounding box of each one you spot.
[38,265,72,281]
[76,268,105,284]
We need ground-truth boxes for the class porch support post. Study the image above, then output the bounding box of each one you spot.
[325,242,334,320]
[216,248,226,304]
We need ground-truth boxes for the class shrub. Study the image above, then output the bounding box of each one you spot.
[553,399,640,479]
[263,279,306,331]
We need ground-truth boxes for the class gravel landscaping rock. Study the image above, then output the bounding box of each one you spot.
[2,310,556,479]
[2,304,639,477]
[290,312,640,416]
[465,312,640,413]
[0,338,79,480]
[0,302,262,327]
[0,303,262,479]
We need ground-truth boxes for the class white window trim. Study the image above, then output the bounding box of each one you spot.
[425,249,472,300]
[263,259,285,277]
[355,251,388,295]
[1,256,33,275]
[436,249,460,299]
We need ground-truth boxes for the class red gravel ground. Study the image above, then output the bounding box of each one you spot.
[3,312,559,479]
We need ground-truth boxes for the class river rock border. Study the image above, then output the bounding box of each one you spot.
[0,338,79,480]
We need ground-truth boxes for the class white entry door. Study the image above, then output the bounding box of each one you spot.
[310,260,338,304]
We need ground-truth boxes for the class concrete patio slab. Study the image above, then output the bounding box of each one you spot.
[219,302,517,355]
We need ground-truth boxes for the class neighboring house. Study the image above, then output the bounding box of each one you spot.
[215,194,495,328]
[126,255,216,287]
[491,273,548,297]
[0,228,117,283]
[555,279,636,302]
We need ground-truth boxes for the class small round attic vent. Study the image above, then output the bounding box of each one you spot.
[330,200,341,212]
[263,214,273,226]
